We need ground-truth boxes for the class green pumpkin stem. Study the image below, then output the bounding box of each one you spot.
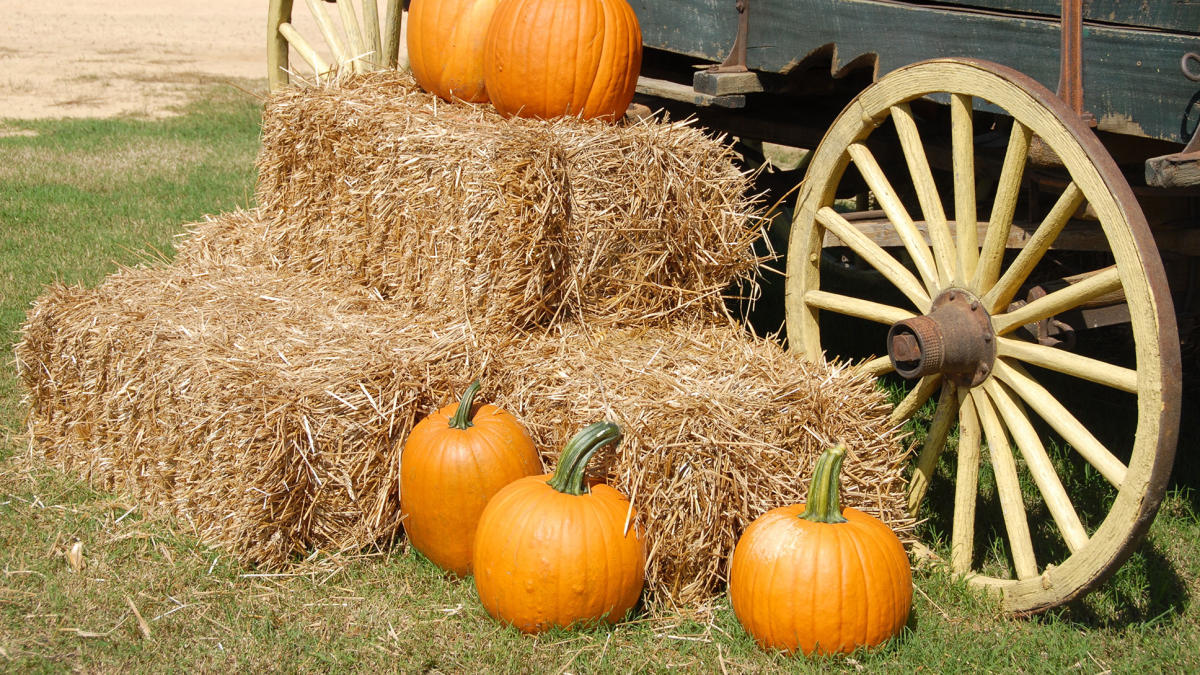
[448,380,483,430]
[799,443,849,524]
[546,422,623,496]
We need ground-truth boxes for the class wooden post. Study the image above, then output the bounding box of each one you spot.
[382,0,404,69]
[363,0,382,68]
[268,0,296,91]
[337,0,370,73]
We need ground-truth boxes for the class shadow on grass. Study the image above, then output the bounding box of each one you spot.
[1051,540,1190,629]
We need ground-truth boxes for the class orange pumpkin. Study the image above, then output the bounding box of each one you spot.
[482,0,642,120]
[407,0,499,102]
[729,444,912,655]
[400,380,541,576]
[473,422,645,633]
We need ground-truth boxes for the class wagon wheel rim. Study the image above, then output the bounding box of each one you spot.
[268,0,406,91]
[784,58,1181,614]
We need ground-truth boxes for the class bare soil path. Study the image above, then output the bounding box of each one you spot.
[0,1,309,121]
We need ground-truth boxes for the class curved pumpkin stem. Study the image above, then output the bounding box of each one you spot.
[800,443,849,524]
[546,422,623,496]
[448,380,482,430]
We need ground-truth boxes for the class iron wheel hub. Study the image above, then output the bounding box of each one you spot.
[887,288,996,387]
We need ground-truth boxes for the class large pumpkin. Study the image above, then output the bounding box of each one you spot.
[407,0,499,102]
[400,381,541,576]
[482,0,642,120]
[729,444,912,655]
[473,422,645,632]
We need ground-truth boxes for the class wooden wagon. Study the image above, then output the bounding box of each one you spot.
[265,0,1198,615]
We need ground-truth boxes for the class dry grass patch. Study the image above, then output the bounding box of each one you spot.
[0,140,196,188]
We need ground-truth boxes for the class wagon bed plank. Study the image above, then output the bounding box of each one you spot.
[632,0,1199,143]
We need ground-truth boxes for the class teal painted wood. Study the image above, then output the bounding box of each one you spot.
[632,0,1200,143]
[911,1,1200,33]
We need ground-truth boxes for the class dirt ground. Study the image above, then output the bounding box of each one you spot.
[0,0,380,122]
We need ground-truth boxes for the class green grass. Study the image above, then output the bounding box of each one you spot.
[2,85,1200,671]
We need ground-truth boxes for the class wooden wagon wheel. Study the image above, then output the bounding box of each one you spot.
[268,0,405,91]
[785,59,1181,614]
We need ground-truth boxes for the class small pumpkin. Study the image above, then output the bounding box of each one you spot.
[400,380,541,576]
[407,0,499,102]
[729,444,912,655]
[473,421,645,633]
[482,0,642,120]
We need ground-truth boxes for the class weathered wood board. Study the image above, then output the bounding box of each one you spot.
[925,1,1200,33]
[631,0,1200,143]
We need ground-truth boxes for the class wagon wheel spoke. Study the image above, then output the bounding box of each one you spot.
[951,93,979,282]
[889,374,942,428]
[860,355,895,377]
[802,290,916,326]
[971,388,1038,579]
[891,103,955,286]
[981,182,1084,312]
[984,378,1090,553]
[278,22,330,75]
[361,0,383,68]
[973,121,1033,292]
[991,266,1122,336]
[906,381,957,516]
[306,0,351,67]
[381,0,404,69]
[269,0,404,90]
[336,0,373,72]
[992,359,1127,487]
[815,206,931,311]
[952,388,982,575]
[995,336,1137,393]
[847,143,941,294]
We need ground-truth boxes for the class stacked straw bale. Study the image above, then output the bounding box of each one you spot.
[18,253,912,602]
[18,74,912,609]
[17,257,495,565]
[482,321,911,609]
[243,71,763,328]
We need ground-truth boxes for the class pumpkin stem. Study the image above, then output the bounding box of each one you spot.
[799,443,849,524]
[546,422,623,496]
[448,380,482,430]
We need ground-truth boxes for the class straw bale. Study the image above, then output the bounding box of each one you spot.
[251,74,570,332]
[484,321,913,610]
[544,117,764,326]
[17,257,910,605]
[16,261,492,566]
[248,71,765,329]
[173,209,278,270]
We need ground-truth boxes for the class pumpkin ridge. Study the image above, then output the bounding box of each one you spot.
[753,521,782,648]
[547,0,565,117]
[582,0,616,116]
[576,0,602,115]
[596,491,638,619]
[618,495,644,615]
[860,523,885,646]
[842,523,872,649]
[407,0,427,88]
[581,496,607,618]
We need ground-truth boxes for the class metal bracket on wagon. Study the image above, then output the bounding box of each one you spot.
[1144,52,1200,187]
